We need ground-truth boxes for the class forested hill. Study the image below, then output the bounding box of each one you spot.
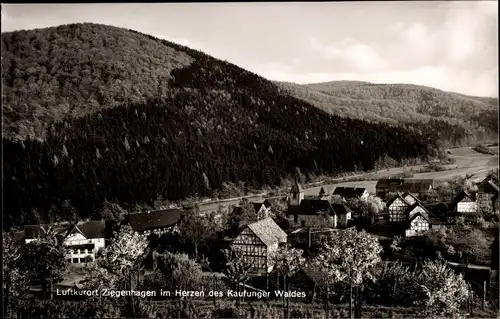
[276,81,499,146]
[2,23,439,229]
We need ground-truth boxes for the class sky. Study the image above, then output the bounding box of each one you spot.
[2,2,498,97]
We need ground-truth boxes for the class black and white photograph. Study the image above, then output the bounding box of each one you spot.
[2,1,499,318]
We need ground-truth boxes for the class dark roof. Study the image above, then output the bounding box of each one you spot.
[289,227,338,246]
[376,178,433,192]
[290,182,303,193]
[24,221,105,240]
[252,202,265,212]
[24,222,71,239]
[330,203,353,215]
[386,193,410,207]
[128,209,182,232]
[453,191,476,205]
[332,187,367,198]
[13,231,25,244]
[478,178,499,194]
[246,217,287,246]
[70,220,106,239]
[300,265,328,287]
[295,199,335,215]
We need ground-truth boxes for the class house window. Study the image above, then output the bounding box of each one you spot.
[293,193,298,199]
[301,220,306,227]
[72,258,79,263]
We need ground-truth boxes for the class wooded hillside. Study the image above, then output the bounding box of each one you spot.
[2,23,439,229]
[276,81,498,145]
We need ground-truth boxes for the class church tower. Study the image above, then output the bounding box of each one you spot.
[288,180,304,207]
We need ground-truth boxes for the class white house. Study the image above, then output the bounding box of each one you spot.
[24,221,106,264]
[405,203,432,237]
[453,191,478,214]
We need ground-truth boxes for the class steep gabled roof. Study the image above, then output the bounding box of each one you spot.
[24,221,106,240]
[252,202,265,212]
[128,208,182,232]
[406,203,431,223]
[297,199,335,215]
[333,187,367,198]
[24,222,72,239]
[246,217,287,247]
[453,191,476,205]
[386,193,410,207]
[330,203,353,215]
[300,265,328,287]
[71,220,105,238]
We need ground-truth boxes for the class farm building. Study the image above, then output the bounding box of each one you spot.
[453,191,478,214]
[332,187,369,201]
[128,208,182,235]
[231,217,287,274]
[476,177,499,213]
[287,199,338,228]
[376,178,433,200]
[404,203,433,237]
[387,193,411,223]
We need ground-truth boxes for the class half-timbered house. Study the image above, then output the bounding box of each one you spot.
[231,217,287,274]
[387,194,410,223]
[453,191,477,214]
[405,203,432,237]
[476,177,499,213]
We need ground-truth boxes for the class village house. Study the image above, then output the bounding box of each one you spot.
[233,200,272,220]
[476,176,499,213]
[127,208,182,235]
[331,203,353,227]
[387,193,411,223]
[405,203,433,237]
[453,191,478,214]
[376,178,433,200]
[289,265,328,302]
[231,217,287,274]
[285,182,353,228]
[287,199,338,228]
[24,221,106,264]
[332,187,369,201]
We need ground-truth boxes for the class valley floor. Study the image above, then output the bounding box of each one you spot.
[198,146,498,212]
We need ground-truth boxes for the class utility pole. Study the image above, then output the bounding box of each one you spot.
[483,280,487,310]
